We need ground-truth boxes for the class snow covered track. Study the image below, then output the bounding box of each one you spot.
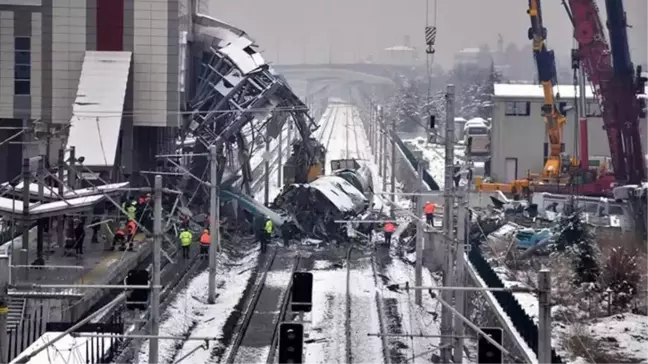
[223,248,307,364]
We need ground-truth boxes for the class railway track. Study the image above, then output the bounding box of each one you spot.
[223,248,308,364]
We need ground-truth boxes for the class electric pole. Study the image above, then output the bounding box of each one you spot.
[453,139,470,363]
[21,157,30,280]
[440,84,456,364]
[277,121,283,187]
[390,116,396,204]
[208,145,218,304]
[0,253,9,364]
[381,120,387,191]
[149,175,163,364]
[264,127,270,206]
[415,159,425,305]
[538,269,552,364]
[35,156,46,265]
[374,107,379,166]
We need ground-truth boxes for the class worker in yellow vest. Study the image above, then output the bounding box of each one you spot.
[262,218,273,253]
[199,229,210,256]
[179,229,193,258]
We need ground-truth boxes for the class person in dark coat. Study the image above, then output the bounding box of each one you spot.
[91,217,100,243]
[74,221,86,255]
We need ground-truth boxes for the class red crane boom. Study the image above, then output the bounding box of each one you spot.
[567,0,646,184]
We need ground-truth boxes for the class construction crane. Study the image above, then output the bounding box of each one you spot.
[564,0,646,185]
[527,0,574,179]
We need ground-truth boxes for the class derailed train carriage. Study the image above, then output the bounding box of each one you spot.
[273,158,374,240]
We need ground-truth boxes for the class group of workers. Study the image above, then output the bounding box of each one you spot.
[382,202,436,244]
[111,194,152,251]
[172,202,437,255]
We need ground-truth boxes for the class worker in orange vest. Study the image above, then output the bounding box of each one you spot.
[199,229,210,256]
[424,202,436,226]
[384,222,396,245]
[126,219,137,251]
[113,227,126,251]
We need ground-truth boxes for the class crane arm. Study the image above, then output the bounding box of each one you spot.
[527,0,567,178]
[566,0,645,183]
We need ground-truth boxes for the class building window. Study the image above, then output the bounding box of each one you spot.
[504,101,530,116]
[585,102,602,117]
[14,36,31,95]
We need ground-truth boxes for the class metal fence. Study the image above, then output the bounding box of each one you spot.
[6,306,45,362]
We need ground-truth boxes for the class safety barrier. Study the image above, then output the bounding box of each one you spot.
[396,140,563,363]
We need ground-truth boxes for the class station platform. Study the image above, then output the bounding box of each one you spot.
[7,225,153,322]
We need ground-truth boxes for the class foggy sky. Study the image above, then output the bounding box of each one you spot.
[210,0,647,69]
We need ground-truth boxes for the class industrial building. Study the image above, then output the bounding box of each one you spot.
[490,83,647,183]
[0,0,210,183]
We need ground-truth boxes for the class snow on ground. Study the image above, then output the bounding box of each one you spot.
[304,263,348,363]
[136,251,258,363]
[380,255,450,363]
[348,261,387,363]
[404,137,465,189]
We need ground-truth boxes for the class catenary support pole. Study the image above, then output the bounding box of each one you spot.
[0,254,9,364]
[538,269,552,364]
[374,107,379,165]
[440,84,456,364]
[57,149,65,252]
[21,158,30,281]
[453,139,471,364]
[35,156,45,265]
[68,146,76,189]
[381,113,387,192]
[264,127,270,206]
[390,116,396,204]
[378,114,383,176]
[415,160,424,305]
[208,145,218,304]
[149,175,163,364]
[277,122,283,187]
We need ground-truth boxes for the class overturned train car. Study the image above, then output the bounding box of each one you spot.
[273,159,374,240]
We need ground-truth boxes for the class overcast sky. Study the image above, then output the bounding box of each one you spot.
[210,0,647,69]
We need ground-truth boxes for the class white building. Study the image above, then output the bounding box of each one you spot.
[490,83,647,182]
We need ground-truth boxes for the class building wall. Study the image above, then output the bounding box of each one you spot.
[492,97,648,182]
[0,0,181,128]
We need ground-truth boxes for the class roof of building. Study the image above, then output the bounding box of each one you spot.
[494,83,596,99]
[66,51,132,167]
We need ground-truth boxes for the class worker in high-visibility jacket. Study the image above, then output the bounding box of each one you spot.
[424,202,436,226]
[179,229,193,258]
[261,218,273,253]
[125,202,137,221]
[126,219,137,251]
[199,229,210,256]
[384,222,396,245]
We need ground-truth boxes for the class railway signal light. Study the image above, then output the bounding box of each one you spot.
[429,115,436,129]
[478,327,503,364]
[278,322,304,364]
[291,272,313,312]
[125,269,149,310]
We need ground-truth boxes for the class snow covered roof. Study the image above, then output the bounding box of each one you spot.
[1,182,128,199]
[66,51,132,167]
[494,83,595,100]
[494,83,594,99]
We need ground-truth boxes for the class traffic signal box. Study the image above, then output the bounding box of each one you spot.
[278,322,304,364]
[478,327,503,364]
[291,272,313,312]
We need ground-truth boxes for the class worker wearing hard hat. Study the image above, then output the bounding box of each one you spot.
[424,202,436,226]
[383,221,396,245]
[199,229,210,256]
